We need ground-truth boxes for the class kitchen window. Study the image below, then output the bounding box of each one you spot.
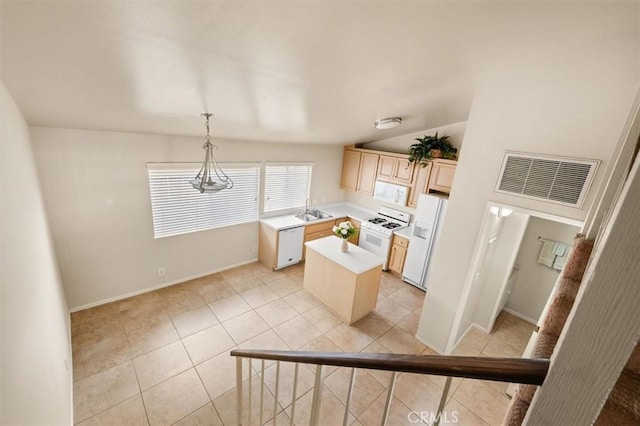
[263,163,313,213]
[147,163,260,238]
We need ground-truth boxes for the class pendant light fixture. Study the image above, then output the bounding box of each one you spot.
[190,113,234,193]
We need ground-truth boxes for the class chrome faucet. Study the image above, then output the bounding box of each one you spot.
[305,198,312,214]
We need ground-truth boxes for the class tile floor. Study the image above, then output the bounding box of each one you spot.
[71,262,536,425]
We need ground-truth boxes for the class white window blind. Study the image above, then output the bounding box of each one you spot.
[147,163,260,239]
[264,163,313,212]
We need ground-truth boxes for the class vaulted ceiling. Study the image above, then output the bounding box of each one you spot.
[1,1,638,144]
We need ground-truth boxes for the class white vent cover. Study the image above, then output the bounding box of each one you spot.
[495,152,600,208]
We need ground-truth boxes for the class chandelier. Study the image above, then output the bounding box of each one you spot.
[190,113,234,193]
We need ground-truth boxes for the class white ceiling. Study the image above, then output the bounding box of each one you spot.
[1,1,638,145]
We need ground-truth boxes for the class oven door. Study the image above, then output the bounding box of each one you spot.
[359,227,392,270]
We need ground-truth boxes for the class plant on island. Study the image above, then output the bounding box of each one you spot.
[333,221,358,240]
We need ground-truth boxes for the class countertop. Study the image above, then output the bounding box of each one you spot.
[305,236,384,274]
[259,202,376,231]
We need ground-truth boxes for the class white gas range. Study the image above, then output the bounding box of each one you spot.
[358,206,410,270]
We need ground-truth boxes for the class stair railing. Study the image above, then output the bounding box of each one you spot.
[230,349,549,426]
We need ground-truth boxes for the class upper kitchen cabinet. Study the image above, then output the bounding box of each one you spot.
[407,162,433,208]
[377,154,414,185]
[341,148,379,195]
[427,159,457,194]
[341,149,361,191]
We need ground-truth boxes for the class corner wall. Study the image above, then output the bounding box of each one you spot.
[417,34,640,353]
[30,127,345,309]
[1,82,72,424]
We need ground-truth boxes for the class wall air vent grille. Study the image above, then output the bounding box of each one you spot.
[495,152,600,208]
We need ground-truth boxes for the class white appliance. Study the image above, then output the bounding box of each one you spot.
[402,194,448,290]
[358,206,410,270]
[276,226,304,269]
[373,180,409,207]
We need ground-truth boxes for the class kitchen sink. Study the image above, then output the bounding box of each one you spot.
[295,209,332,222]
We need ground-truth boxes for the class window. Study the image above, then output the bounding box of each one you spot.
[263,163,313,212]
[147,163,260,238]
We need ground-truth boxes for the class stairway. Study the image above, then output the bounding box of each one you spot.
[503,234,594,425]
[595,341,640,425]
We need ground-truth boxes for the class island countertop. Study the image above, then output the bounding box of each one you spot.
[305,236,384,275]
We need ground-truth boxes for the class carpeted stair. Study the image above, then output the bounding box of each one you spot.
[502,234,594,425]
[594,341,640,425]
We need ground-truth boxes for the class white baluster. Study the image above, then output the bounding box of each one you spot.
[309,365,324,426]
[342,368,357,426]
[260,360,265,426]
[290,363,299,426]
[273,361,280,426]
[434,376,452,426]
[381,372,397,426]
[236,357,243,426]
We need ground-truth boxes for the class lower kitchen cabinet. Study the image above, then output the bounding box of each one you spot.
[388,234,409,276]
[258,223,305,270]
[302,221,335,260]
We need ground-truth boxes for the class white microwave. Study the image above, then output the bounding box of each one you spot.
[373,180,409,206]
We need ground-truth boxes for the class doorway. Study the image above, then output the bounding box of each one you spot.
[448,202,582,352]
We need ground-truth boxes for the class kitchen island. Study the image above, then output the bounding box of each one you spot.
[304,236,383,324]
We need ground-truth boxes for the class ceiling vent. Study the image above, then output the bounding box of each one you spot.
[495,152,600,208]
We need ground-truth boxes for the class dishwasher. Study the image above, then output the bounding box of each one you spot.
[276,226,305,269]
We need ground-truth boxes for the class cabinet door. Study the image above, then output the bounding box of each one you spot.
[377,155,396,181]
[356,153,379,195]
[388,244,407,275]
[393,159,414,184]
[428,160,457,194]
[341,150,361,191]
[348,218,360,245]
[408,162,433,208]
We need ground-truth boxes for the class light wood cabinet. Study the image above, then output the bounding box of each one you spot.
[258,223,279,270]
[341,149,361,191]
[341,149,379,195]
[407,162,433,208]
[377,154,414,185]
[357,153,379,194]
[428,159,457,194]
[302,221,335,260]
[388,234,409,276]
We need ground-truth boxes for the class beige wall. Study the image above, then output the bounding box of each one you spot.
[31,127,345,309]
[1,82,72,424]
[417,34,640,353]
[506,217,581,322]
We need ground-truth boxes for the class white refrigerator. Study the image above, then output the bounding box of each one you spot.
[402,194,448,290]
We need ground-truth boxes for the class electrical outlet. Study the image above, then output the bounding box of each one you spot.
[158,267,165,277]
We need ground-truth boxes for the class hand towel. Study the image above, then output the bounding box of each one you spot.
[553,250,568,271]
[554,243,567,257]
[538,241,556,267]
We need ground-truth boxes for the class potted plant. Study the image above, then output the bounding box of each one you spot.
[408,132,457,167]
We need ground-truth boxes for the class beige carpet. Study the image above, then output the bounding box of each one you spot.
[502,234,594,425]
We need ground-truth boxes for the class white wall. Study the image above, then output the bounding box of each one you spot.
[454,209,529,344]
[30,127,344,309]
[473,211,529,330]
[506,217,581,322]
[1,83,72,424]
[417,34,640,353]
[345,121,466,212]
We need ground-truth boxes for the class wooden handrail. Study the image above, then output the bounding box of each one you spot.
[230,349,550,386]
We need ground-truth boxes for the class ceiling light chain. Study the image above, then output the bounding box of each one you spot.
[190,113,234,193]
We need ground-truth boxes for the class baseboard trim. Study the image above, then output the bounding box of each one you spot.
[414,333,445,355]
[502,307,538,326]
[69,258,258,312]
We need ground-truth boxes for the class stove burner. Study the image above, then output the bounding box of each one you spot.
[382,222,401,230]
[368,217,387,224]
